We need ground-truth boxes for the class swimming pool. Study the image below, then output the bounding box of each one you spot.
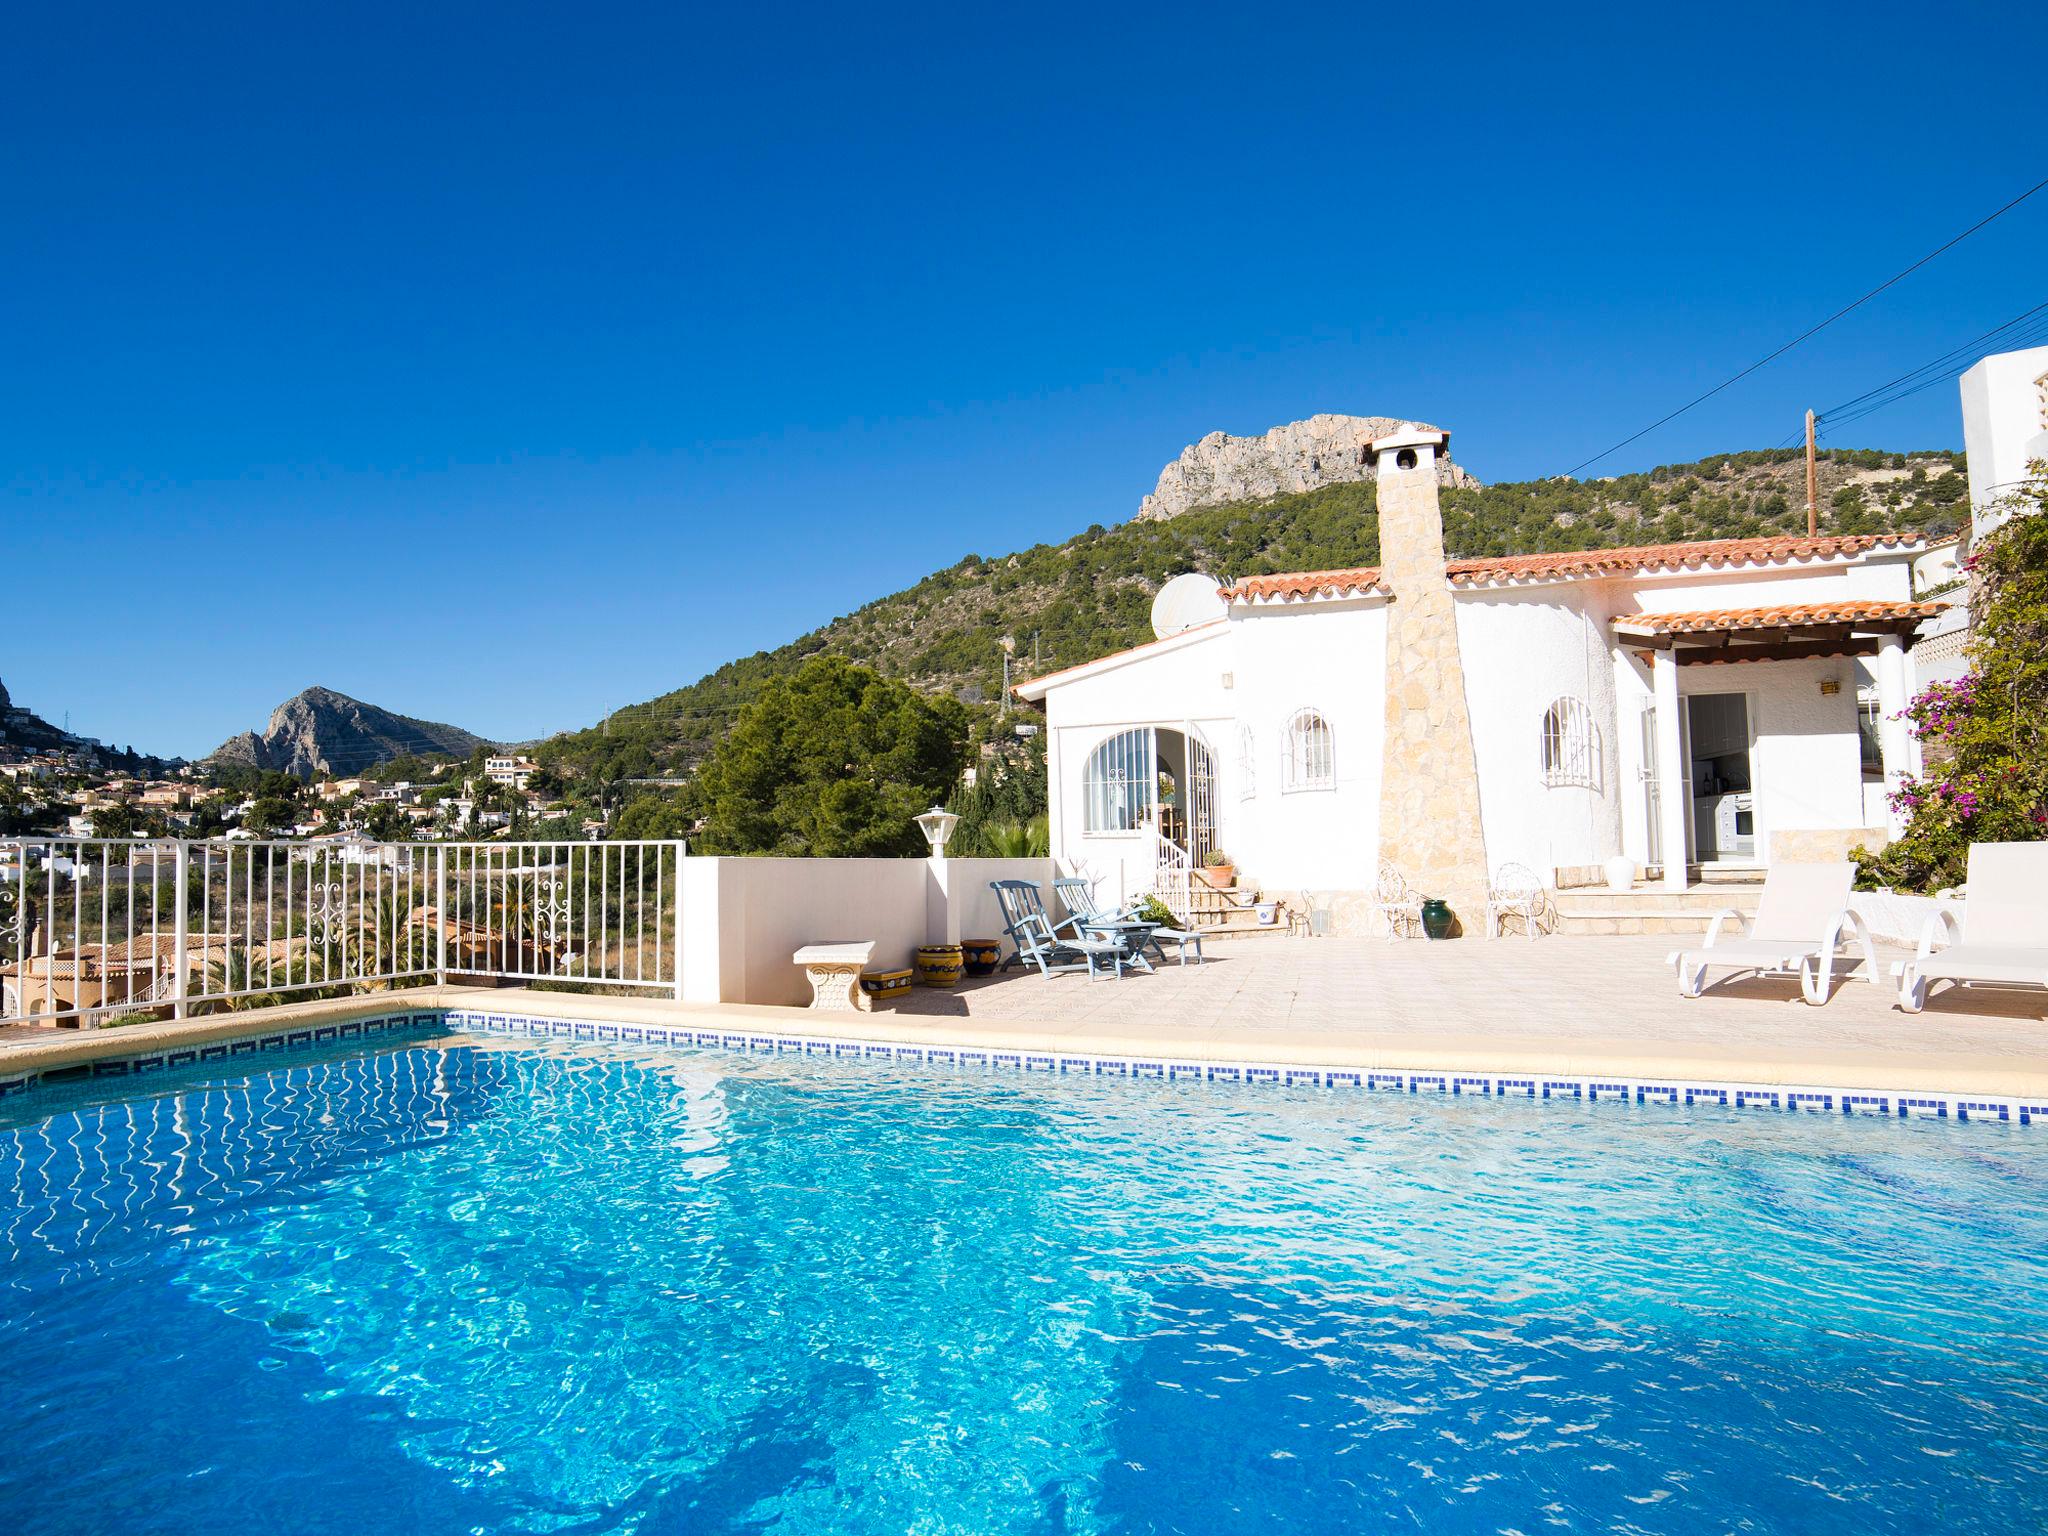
[4,1025,2045,1534]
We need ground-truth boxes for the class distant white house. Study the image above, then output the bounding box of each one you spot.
[485,755,537,790]
[1016,424,1943,930]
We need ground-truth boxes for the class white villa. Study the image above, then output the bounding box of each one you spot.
[1016,425,1947,932]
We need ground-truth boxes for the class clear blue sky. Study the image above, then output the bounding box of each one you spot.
[7,1,2044,759]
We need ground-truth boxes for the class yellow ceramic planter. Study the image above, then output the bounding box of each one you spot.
[859,968,914,1002]
[914,944,964,987]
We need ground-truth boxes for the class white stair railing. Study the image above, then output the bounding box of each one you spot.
[1148,827,1196,926]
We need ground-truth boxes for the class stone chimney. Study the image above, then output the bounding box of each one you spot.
[1370,427,1491,926]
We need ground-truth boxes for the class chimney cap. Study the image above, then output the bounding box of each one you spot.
[1369,426,1450,457]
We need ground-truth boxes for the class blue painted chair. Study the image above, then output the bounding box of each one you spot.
[990,879,1127,980]
[1053,875,1205,967]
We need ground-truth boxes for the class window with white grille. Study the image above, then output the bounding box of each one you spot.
[1281,709,1334,792]
[1539,697,1602,789]
[1081,728,1154,834]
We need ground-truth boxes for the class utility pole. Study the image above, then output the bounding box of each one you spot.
[1804,409,1819,538]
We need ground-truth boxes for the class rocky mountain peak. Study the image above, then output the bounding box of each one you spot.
[1135,414,1479,521]
[208,687,495,778]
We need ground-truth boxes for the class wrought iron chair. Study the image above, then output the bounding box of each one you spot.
[1369,861,1425,941]
[1484,863,1549,940]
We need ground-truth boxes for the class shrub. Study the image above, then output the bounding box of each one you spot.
[1857,472,2048,892]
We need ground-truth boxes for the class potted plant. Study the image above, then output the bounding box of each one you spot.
[1200,848,1236,890]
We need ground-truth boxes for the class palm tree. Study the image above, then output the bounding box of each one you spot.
[327,886,435,992]
[981,816,1051,858]
[200,944,282,1013]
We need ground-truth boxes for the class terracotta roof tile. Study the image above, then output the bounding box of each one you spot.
[1219,566,1388,602]
[1613,599,1946,635]
[1445,532,1921,586]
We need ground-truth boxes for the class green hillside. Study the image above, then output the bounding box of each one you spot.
[539,445,1968,813]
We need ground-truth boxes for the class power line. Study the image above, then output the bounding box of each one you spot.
[1813,301,2048,437]
[1558,173,2048,477]
[1817,299,2048,419]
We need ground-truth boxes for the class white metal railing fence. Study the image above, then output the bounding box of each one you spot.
[1,838,686,1031]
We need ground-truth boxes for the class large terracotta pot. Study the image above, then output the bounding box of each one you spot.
[1200,864,1236,890]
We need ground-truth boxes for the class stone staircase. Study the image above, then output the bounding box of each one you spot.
[1183,880,1291,939]
[1549,873,1765,936]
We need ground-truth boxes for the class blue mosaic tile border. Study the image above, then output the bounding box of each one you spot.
[0,1012,435,1099]
[435,1009,2045,1129]
[2,1007,2040,1131]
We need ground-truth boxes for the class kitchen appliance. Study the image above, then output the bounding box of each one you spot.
[1713,792,1755,859]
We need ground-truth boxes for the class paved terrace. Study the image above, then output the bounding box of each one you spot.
[2,934,2043,1101]
[884,934,2047,1095]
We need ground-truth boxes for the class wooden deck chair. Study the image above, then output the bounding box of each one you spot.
[990,879,1127,980]
[1052,875,1204,966]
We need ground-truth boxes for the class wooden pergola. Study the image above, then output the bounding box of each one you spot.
[1612,600,1947,666]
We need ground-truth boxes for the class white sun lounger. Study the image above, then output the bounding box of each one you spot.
[1893,843,2048,1014]
[1668,861,1877,1005]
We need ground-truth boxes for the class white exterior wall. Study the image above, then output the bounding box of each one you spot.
[1038,601,1389,898]
[1042,626,1237,906]
[1959,344,2048,539]
[1225,600,1386,892]
[1619,557,1913,613]
[1455,588,1624,875]
[1681,658,1868,847]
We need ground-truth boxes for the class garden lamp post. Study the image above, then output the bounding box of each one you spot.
[913,807,959,860]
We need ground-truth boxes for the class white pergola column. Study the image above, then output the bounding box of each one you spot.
[1874,633,1913,836]
[1652,646,1691,891]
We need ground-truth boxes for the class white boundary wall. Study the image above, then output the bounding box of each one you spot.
[680,856,1056,1007]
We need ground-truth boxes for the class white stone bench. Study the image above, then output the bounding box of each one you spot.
[792,941,877,1012]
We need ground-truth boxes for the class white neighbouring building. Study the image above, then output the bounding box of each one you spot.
[1016,424,1945,933]
[1916,343,2048,688]
[1959,342,2048,541]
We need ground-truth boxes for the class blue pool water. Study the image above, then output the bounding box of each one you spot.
[3,1031,2046,1535]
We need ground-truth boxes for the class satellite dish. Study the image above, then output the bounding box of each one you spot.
[1151,572,1227,640]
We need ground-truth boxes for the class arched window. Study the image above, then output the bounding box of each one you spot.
[1082,728,1155,834]
[1280,709,1335,792]
[1235,725,1256,800]
[1540,697,1602,789]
